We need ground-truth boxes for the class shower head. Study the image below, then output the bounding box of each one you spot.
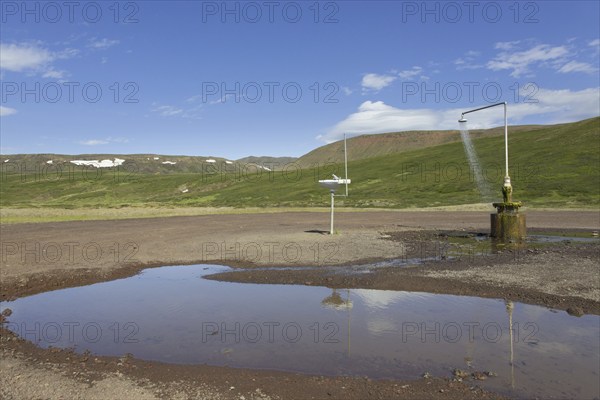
[458,116,467,123]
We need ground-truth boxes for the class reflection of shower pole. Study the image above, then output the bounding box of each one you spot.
[506,300,515,389]
[347,289,351,357]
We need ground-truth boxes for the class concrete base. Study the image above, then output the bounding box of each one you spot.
[491,213,526,241]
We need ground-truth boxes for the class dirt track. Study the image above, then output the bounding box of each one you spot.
[1,210,599,399]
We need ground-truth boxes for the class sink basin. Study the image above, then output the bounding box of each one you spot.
[319,178,351,190]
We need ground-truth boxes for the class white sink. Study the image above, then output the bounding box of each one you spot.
[319,178,351,190]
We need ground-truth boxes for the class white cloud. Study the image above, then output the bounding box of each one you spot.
[487,44,569,77]
[78,137,130,146]
[494,41,521,50]
[80,139,109,146]
[557,60,598,74]
[398,66,424,79]
[0,42,78,77]
[342,86,353,96]
[0,43,53,72]
[454,57,483,70]
[588,39,600,47]
[0,106,17,117]
[88,38,120,49]
[361,73,397,91]
[514,87,600,122]
[454,50,485,70]
[55,48,79,59]
[454,59,483,70]
[321,101,442,141]
[152,103,202,119]
[321,87,600,142]
[42,69,66,79]
[153,105,183,116]
[186,94,202,103]
[106,136,129,143]
[210,94,238,104]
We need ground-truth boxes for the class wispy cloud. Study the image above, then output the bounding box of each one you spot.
[106,137,130,143]
[321,87,600,142]
[361,73,396,92]
[487,41,599,76]
[0,106,17,117]
[487,43,570,77]
[153,105,184,116]
[88,38,120,50]
[398,66,425,79]
[42,69,66,79]
[78,137,130,146]
[557,60,598,74]
[186,95,202,103]
[80,139,109,146]
[589,39,600,47]
[454,51,483,70]
[152,103,202,119]
[494,41,521,51]
[588,39,600,56]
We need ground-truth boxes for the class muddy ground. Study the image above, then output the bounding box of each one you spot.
[1,210,599,399]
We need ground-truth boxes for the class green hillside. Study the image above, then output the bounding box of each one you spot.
[235,156,298,170]
[296,124,547,167]
[1,118,598,211]
[0,154,237,174]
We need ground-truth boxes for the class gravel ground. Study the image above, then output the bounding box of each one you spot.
[1,210,598,399]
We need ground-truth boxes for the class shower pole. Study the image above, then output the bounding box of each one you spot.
[459,101,509,179]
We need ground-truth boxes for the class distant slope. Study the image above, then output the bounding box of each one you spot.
[296,124,547,167]
[0,154,237,174]
[1,118,598,210]
[235,156,297,170]
[0,154,299,175]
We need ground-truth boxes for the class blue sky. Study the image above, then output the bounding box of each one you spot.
[1,1,599,158]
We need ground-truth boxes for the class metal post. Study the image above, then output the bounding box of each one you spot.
[330,190,335,235]
[458,101,510,181]
[344,133,348,197]
[504,102,509,178]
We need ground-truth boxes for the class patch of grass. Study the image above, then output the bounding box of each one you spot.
[0,206,405,224]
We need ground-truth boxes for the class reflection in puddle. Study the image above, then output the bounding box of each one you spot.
[1,265,598,399]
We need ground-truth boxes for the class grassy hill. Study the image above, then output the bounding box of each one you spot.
[1,118,598,211]
[236,156,297,167]
[296,124,547,167]
[0,154,238,175]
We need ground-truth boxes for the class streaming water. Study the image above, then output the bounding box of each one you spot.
[459,123,493,200]
[1,265,598,399]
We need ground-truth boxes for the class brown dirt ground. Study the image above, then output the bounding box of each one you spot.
[1,210,599,399]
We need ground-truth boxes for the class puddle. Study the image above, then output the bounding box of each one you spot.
[439,232,599,260]
[331,257,438,273]
[527,234,600,244]
[2,264,599,399]
[290,232,600,275]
